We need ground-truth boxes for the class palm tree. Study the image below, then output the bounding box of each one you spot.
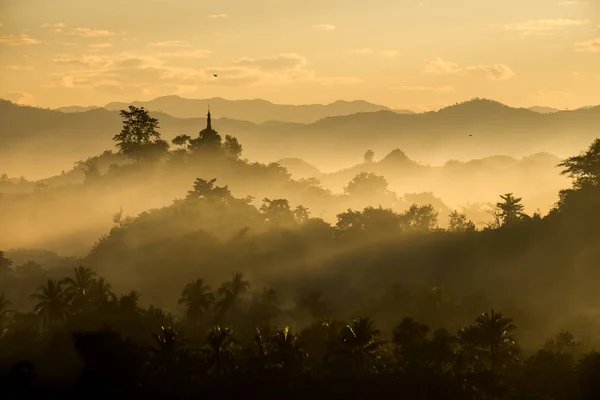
[89,277,116,307]
[335,317,386,376]
[462,309,518,372]
[119,291,141,314]
[0,292,13,334]
[29,279,67,331]
[217,273,250,320]
[178,279,214,328]
[202,325,237,377]
[149,326,191,383]
[270,326,307,376]
[62,265,97,310]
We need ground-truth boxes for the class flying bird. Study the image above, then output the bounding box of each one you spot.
[213,74,218,77]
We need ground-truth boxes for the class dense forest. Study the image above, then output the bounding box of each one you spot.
[2,105,600,398]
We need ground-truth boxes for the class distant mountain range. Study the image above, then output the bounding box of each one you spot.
[527,106,561,114]
[2,98,600,179]
[66,96,414,124]
[53,95,597,122]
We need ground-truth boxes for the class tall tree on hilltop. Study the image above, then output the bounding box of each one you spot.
[496,193,525,226]
[558,138,600,188]
[113,106,169,163]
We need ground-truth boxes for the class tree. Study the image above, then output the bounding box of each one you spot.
[293,205,311,224]
[62,265,97,310]
[203,325,238,377]
[460,309,518,373]
[448,210,476,232]
[333,317,386,376]
[0,292,12,334]
[171,134,191,150]
[29,279,67,331]
[402,204,439,232]
[217,273,251,320]
[260,198,296,227]
[558,138,600,188]
[496,193,525,226]
[344,172,388,196]
[224,135,243,159]
[0,251,12,274]
[178,279,215,328]
[364,150,375,163]
[112,106,169,163]
[186,178,231,201]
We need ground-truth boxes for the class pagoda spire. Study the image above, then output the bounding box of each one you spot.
[206,105,212,131]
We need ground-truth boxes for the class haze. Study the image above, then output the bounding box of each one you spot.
[3,0,600,398]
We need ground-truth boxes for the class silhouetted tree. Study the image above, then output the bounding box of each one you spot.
[496,193,525,226]
[217,273,251,322]
[224,135,243,159]
[344,172,388,196]
[29,279,67,331]
[448,210,476,232]
[178,279,215,328]
[113,106,169,163]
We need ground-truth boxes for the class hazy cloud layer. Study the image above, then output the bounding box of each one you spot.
[45,51,361,97]
[574,37,600,52]
[500,19,589,37]
[423,57,515,80]
[0,34,41,46]
[311,24,335,31]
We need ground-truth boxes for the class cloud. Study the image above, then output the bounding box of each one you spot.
[69,27,114,38]
[0,34,41,46]
[154,49,212,58]
[149,40,191,47]
[41,23,117,38]
[574,37,600,52]
[380,50,399,59]
[207,14,228,18]
[46,51,359,95]
[5,65,34,71]
[347,48,373,55]
[422,57,515,80]
[499,19,589,36]
[558,1,590,5]
[393,85,454,93]
[311,24,335,31]
[88,43,112,50]
[3,91,35,105]
[318,77,363,85]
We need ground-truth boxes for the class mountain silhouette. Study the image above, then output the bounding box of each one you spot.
[100,95,414,123]
[3,97,600,178]
[528,106,561,114]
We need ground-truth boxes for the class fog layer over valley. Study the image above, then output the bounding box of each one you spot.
[1,100,570,253]
[3,99,600,398]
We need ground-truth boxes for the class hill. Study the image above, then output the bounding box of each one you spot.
[103,95,413,124]
[528,106,561,114]
[56,105,100,113]
[3,98,600,179]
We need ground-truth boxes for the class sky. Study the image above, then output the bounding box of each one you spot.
[0,0,599,112]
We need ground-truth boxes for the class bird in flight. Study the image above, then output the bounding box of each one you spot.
[213,74,218,77]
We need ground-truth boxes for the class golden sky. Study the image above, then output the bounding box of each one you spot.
[0,0,599,111]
